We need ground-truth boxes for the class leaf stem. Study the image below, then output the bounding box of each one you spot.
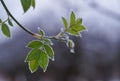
[55,28,67,38]
[2,15,9,23]
[0,0,35,35]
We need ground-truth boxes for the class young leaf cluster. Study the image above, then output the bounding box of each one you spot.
[55,11,87,53]
[20,0,36,12]
[62,11,86,36]
[0,18,13,38]
[25,29,54,73]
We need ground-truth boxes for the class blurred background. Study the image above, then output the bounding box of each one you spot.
[0,0,120,81]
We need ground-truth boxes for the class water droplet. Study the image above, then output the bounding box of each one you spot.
[70,48,75,53]
[60,27,64,32]
[37,27,41,30]
[65,36,69,40]
[79,33,82,37]
[50,42,54,45]
[51,58,55,61]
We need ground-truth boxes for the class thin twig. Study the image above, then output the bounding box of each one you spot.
[0,0,35,35]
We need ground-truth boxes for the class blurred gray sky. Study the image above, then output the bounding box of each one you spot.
[0,0,120,43]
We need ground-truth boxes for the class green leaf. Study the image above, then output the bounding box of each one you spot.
[70,11,76,26]
[25,49,41,62]
[62,17,68,29]
[38,29,45,36]
[21,0,31,12]
[67,40,75,48]
[27,40,43,49]
[44,45,54,60]
[8,19,13,26]
[43,38,53,45]
[29,59,39,73]
[31,0,35,8]
[67,29,79,36]
[72,25,86,32]
[0,19,2,23]
[38,51,49,72]
[75,18,82,25]
[1,23,11,37]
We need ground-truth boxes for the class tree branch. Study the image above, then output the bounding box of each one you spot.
[0,0,35,35]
